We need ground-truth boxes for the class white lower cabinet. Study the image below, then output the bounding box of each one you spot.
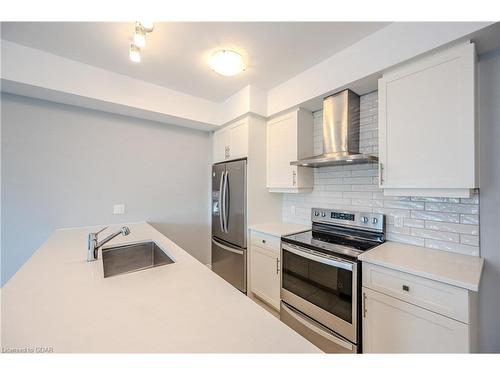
[362,263,476,353]
[249,230,281,310]
[362,287,469,353]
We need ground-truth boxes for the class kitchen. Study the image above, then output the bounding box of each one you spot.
[1,6,499,373]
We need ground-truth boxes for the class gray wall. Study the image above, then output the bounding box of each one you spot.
[1,94,211,285]
[478,48,500,353]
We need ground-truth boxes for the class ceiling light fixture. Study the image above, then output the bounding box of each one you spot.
[133,24,146,48]
[129,44,141,63]
[208,49,246,77]
[139,21,154,32]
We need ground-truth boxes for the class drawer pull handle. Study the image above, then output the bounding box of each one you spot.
[402,285,410,292]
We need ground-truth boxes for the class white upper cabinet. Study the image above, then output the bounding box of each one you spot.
[212,118,249,163]
[378,42,477,198]
[213,126,230,162]
[228,119,249,160]
[266,108,314,193]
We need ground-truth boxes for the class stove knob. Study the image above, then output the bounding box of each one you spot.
[362,216,369,223]
[314,211,320,216]
[372,217,378,224]
[321,212,326,217]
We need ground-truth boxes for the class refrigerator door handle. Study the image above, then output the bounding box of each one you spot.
[221,171,227,232]
[218,171,225,232]
[223,170,229,233]
[212,238,244,255]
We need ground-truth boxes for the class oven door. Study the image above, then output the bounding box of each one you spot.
[281,242,358,343]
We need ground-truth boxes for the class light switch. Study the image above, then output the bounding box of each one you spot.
[113,204,125,215]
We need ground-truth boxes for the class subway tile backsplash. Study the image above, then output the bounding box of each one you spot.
[282,91,480,257]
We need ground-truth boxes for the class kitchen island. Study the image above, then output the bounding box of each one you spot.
[1,223,320,353]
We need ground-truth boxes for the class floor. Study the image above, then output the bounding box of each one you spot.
[206,263,280,318]
[249,293,280,318]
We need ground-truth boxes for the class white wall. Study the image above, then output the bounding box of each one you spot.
[1,41,268,130]
[282,92,480,257]
[266,23,492,116]
[1,40,221,130]
[1,93,211,285]
[478,48,500,353]
[2,24,493,129]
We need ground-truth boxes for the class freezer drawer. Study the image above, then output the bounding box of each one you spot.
[212,237,247,293]
[280,302,357,354]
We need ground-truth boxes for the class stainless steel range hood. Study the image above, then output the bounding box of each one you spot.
[291,89,378,168]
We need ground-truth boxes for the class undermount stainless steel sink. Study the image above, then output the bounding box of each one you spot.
[102,241,175,278]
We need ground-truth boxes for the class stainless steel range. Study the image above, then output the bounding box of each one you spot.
[280,208,385,353]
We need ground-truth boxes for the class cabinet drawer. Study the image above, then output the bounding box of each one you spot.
[250,231,280,252]
[362,263,469,323]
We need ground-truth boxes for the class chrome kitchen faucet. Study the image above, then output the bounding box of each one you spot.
[87,226,131,261]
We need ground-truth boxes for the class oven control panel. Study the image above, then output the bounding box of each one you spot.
[331,212,355,221]
[311,208,384,232]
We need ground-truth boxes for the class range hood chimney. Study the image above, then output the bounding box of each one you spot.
[291,89,378,167]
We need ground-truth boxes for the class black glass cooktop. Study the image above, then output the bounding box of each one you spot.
[282,227,384,259]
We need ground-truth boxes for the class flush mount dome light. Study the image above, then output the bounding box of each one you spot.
[139,21,154,32]
[208,49,246,76]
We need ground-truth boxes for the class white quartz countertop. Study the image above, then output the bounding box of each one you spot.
[358,241,484,291]
[1,222,320,353]
[249,223,310,237]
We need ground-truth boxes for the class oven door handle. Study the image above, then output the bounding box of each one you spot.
[282,243,354,271]
[281,303,354,351]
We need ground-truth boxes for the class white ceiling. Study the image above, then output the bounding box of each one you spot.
[1,22,389,102]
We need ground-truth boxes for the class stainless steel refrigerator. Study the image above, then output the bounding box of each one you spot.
[211,159,247,293]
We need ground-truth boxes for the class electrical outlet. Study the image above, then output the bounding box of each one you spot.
[290,205,296,216]
[113,204,125,215]
[394,215,404,228]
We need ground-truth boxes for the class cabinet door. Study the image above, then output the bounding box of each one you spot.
[229,119,249,160]
[378,42,476,197]
[212,132,220,163]
[213,128,231,163]
[267,113,297,188]
[250,244,280,310]
[362,288,469,353]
